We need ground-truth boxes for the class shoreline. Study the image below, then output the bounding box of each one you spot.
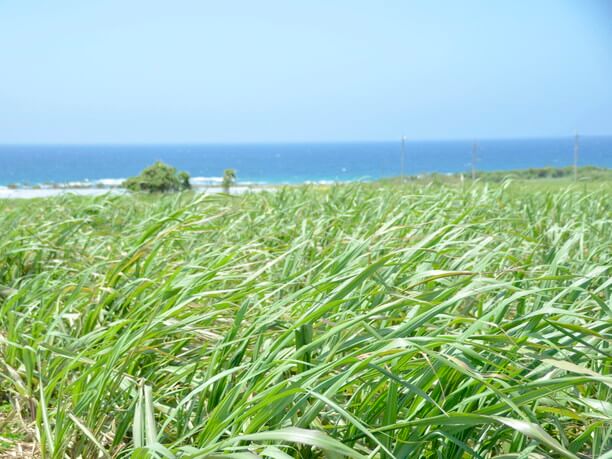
[0,185,276,199]
[1,166,610,199]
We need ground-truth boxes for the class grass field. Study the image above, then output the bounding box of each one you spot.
[0,181,610,458]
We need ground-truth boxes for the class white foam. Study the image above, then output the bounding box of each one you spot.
[195,186,276,195]
[0,188,125,199]
[190,176,224,185]
[96,178,125,187]
[303,179,350,185]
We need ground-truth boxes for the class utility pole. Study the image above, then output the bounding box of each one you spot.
[400,136,406,182]
[471,141,478,180]
[573,132,579,182]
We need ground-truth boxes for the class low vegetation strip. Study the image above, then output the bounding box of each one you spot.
[381,166,612,185]
[0,181,610,458]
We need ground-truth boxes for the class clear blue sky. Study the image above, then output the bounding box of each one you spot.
[0,0,610,143]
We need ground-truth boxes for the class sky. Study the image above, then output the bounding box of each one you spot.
[0,0,610,143]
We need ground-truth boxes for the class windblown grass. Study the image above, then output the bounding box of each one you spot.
[0,181,610,458]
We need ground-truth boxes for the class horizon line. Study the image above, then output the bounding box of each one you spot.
[1,133,612,146]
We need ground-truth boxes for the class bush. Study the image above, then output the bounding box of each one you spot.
[123,161,191,193]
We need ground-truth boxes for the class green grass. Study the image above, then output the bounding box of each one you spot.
[0,180,610,458]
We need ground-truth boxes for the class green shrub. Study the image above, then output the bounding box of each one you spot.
[123,161,191,193]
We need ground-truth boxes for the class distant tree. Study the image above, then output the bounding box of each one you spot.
[123,161,191,193]
[222,169,236,193]
[178,171,191,190]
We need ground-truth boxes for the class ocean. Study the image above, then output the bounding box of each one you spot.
[0,137,611,186]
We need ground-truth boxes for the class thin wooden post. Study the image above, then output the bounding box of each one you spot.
[573,132,579,181]
[471,141,478,180]
[400,136,406,181]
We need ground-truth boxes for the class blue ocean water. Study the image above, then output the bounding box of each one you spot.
[0,137,610,186]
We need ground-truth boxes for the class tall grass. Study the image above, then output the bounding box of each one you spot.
[0,181,610,458]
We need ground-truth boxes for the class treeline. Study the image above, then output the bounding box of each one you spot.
[384,165,611,184]
[476,165,611,181]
